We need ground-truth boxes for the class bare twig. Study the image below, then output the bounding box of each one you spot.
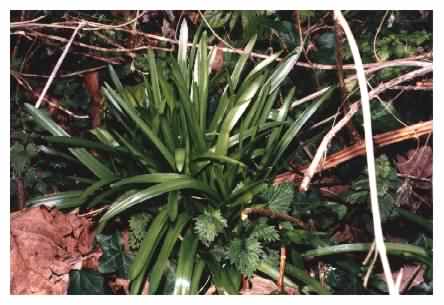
[363,249,378,288]
[334,19,346,103]
[94,31,136,58]
[241,207,307,229]
[15,177,26,210]
[15,65,107,79]
[373,11,390,62]
[10,14,46,26]
[35,22,85,108]
[11,70,89,119]
[291,60,431,109]
[389,85,433,91]
[198,10,235,49]
[16,30,174,55]
[299,65,432,190]
[79,205,109,218]
[333,10,397,295]
[10,11,144,30]
[274,120,432,185]
[277,246,287,292]
[12,20,432,71]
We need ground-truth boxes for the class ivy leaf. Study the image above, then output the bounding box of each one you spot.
[261,182,294,213]
[194,209,227,246]
[68,270,105,295]
[227,237,264,278]
[96,232,133,278]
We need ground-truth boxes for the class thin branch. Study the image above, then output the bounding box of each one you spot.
[12,20,432,71]
[316,120,431,172]
[373,11,391,62]
[10,11,144,30]
[241,207,307,229]
[35,22,85,108]
[334,19,346,103]
[274,120,432,185]
[17,30,174,55]
[11,70,89,119]
[389,85,433,91]
[290,60,431,109]
[10,14,46,26]
[333,10,397,295]
[198,10,235,49]
[298,65,432,190]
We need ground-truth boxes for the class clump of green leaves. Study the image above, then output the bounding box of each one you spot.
[128,212,152,252]
[345,155,401,222]
[227,236,264,278]
[96,231,133,278]
[25,18,331,294]
[261,182,295,213]
[194,209,227,246]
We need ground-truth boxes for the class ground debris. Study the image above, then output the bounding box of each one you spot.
[10,206,101,294]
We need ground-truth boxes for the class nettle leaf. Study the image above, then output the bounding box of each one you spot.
[96,232,133,278]
[261,182,295,213]
[345,155,400,222]
[11,142,37,176]
[194,209,227,246]
[227,237,264,278]
[250,222,279,242]
[128,212,152,252]
[68,270,105,295]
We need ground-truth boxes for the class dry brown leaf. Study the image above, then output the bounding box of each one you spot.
[240,275,298,295]
[396,145,432,187]
[10,207,101,294]
[108,277,130,295]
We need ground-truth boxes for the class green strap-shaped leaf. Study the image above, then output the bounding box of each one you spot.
[244,51,282,84]
[268,47,302,93]
[167,190,179,222]
[215,75,264,156]
[103,84,176,169]
[112,131,158,170]
[173,230,200,295]
[44,136,129,155]
[285,263,330,294]
[303,242,429,261]
[197,31,209,130]
[129,209,169,280]
[80,177,118,204]
[27,191,83,209]
[175,148,186,173]
[231,35,257,90]
[90,127,120,147]
[227,121,289,148]
[269,88,333,170]
[100,178,220,224]
[25,104,114,179]
[257,261,298,290]
[178,19,189,78]
[111,173,188,188]
[189,257,206,294]
[147,49,165,113]
[148,213,192,293]
[205,257,239,294]
[192,153,247,168]
[129,223,168,294]
[208,86,231,132]
[226,181,266,207]
[261,88,295,167]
